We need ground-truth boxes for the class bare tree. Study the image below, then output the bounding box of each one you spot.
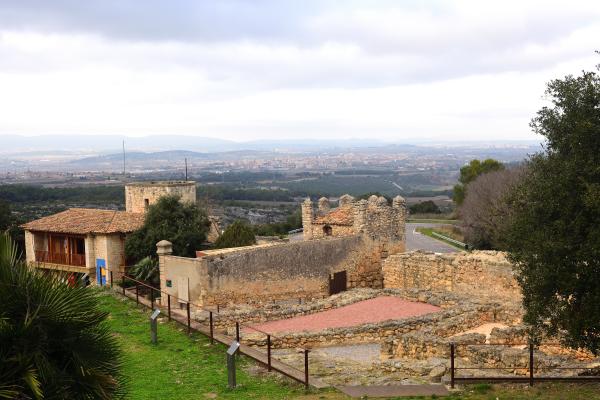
[460,166,524,249]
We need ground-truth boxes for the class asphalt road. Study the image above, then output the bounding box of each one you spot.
[405,223,458,253]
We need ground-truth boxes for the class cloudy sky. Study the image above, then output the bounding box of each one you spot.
[0,0,598,142]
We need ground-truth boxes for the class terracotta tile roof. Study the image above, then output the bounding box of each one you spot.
[314,206,354,226]
[21,208,145,235]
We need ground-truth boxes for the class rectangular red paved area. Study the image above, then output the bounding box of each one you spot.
[248,296,441,334]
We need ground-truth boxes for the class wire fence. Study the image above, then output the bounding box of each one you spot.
[110,272,314,388]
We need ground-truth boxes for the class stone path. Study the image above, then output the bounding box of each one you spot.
[337,384,449,397]
[116,287,328,389]
[317,343,381,363]
[249,296,441,334]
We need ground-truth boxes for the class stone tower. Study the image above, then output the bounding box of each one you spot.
[125,181,196,213]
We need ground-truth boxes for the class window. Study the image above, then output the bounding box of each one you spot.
[323,225,333,236]
[144,198,150,209]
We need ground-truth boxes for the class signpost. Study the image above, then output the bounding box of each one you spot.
[227,341,240,389]
[150,309,161,344]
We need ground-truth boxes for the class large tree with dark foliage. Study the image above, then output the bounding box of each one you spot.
[453,159,504,205]
[214,220,256,249]
[125,195,209,263]
[0,232,125,399]
[0,200,10,232]
[504,66,600,353]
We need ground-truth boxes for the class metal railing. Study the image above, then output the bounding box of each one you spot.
[449,342,600,388]
[430,232,468,249]
[115,273,313,388]
[35,250,86,267]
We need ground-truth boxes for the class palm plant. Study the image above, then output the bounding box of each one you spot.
[0,232,125,399]
[129,256,159,287]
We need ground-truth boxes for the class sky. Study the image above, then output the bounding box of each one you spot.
[0,0,598,142]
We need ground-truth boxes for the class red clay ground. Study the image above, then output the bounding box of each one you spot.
[247,296,441,334]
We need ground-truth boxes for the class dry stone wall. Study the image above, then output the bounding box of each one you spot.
[241,289,511,349]
[383,250,520,301]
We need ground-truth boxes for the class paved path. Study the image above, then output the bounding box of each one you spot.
[405,222,458,253]
[337,384,449,397]
[249,296,440,334]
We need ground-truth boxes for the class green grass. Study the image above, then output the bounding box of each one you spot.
[98,289,600,399]
[407,218,459,224]
[416,227,466,250]
[97,290,331,400]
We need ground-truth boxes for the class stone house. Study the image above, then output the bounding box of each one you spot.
[21,180,200,285]
[22,208,144,285]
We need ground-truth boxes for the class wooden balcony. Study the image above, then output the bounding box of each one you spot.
[34,250,87,270]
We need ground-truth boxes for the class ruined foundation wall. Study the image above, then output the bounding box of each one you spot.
[383,251,520,300]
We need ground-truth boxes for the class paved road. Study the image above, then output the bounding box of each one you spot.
[405,223,458,253]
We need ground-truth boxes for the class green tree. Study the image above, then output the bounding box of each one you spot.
[453,159,504,205]
[0,232,125,399]
[0,200,10,232]
[503,66,600,353]
[125,195,209,263]
[409,200,441,214]
[214,220,256,249]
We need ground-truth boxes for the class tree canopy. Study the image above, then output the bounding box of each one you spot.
[214,220,256,249]
[453,159,504,205]
[409,200,441,215]
[0,200,10,232]
[125,195,209,263]
[504,66,600,353]
[461,167,523,249]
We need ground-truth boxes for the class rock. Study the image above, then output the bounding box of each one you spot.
[428,365,447,382]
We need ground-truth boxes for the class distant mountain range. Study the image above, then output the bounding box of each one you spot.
[1,134,542,155]
[1,134,392,154]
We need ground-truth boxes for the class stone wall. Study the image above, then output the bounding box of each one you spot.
[159,235,398,306]
[383,250,520,301]
[125,181,196,213]
[238,289,514,349]
[302,194,406,242]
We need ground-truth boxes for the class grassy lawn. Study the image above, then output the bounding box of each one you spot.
[416,226,466,250]
[97,289,600,399]
[97,289,338,400]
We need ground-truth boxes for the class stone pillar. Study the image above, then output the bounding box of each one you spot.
[317,197,330,215]
[393,196,407,242]
[156,240,173,304]
[353,199,368,234]
[301,198,314,240]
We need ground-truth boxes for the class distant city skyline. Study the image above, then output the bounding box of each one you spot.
[0,0,598,141]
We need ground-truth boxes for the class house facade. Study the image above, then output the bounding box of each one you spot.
[21,180,200,285]
[22,208,144,285]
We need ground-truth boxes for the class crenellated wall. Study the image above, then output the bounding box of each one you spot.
[302,194,407,242]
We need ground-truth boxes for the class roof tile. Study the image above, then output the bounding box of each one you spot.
[21,208,144,235]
